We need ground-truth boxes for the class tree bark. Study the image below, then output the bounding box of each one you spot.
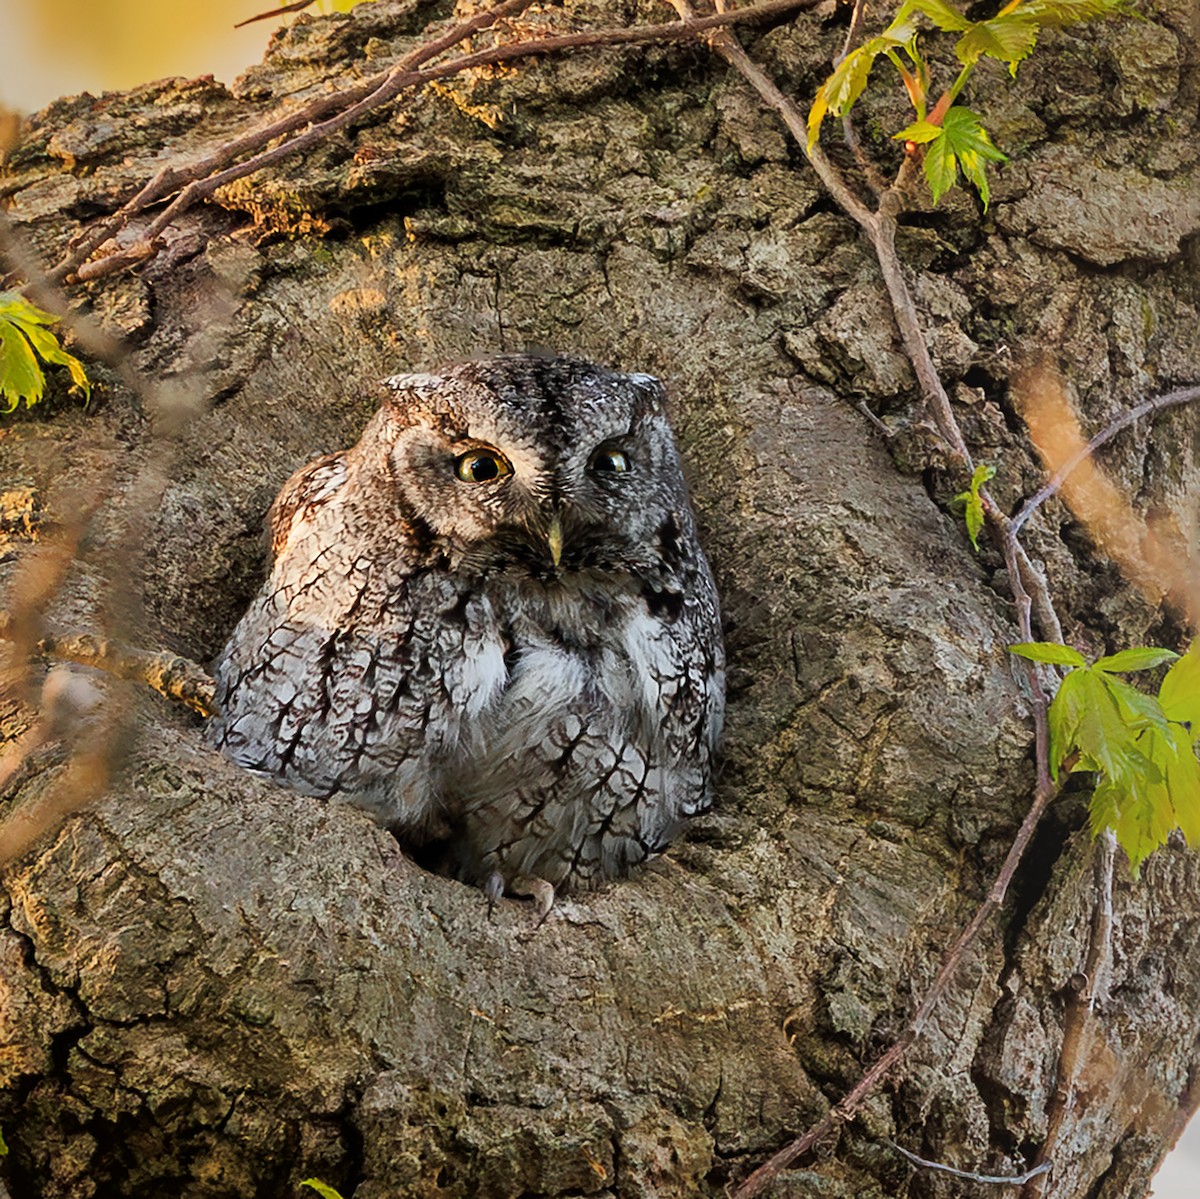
[2,1,1199,1196]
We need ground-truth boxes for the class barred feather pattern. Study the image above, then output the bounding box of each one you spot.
[208,354,724,899]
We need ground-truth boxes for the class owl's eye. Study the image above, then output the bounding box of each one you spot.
[589,447,630,475]
[454,448,512,484]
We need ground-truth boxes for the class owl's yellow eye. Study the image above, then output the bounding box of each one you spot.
[589,447,630,474]
[454,448,512,484]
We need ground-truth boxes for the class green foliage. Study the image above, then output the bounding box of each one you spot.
[299,1181,345,1199]
[809,0,1132,206]
[0,291,90,412]
[952,462,995,549]
[1010,641,1200,875]
[0,1125,6,1154]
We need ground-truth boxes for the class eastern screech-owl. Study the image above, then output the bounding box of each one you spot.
[208,354,724,910]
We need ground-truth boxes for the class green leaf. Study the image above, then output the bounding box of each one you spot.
[1074,667,1138,780]
[0,1125,6,1155]
[0,290,91,411]
[1099,673,1169,734]
[808,40,886,148]
[1022,0,1131,26]
[895,118,945,144]
[907,0,972,31]
[300,1182,345,1199]
[1160,723,1200,845]
[923,125,960,205]
[1009,641,1087,668]
[938,107,1007,209]
[880,7,921,42]
[0,321,45,411]
[956,14,1040,73]
[1095,647,1179,673]
[808,9,930,148]
[0,292,59,327]
[1043,644,1199,878]
[21,323,91,399]
[1094,770,1173,879]
[1047,665,1087,780]
[1160,642,1200,727]
[951,462,995,549]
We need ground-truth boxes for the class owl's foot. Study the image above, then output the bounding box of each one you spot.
[483,871,505,918]
[511,874,557,925]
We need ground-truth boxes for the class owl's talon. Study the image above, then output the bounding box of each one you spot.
[483,870,505,917]
[512,875,556,925]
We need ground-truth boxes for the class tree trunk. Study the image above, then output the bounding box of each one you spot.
[2,1,1199,1196]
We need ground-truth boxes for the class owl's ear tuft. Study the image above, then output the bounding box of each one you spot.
[626,372,667,418]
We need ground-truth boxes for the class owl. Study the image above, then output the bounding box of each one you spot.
[207,354,724,912]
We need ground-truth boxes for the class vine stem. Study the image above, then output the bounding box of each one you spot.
[655,5,1074,1196]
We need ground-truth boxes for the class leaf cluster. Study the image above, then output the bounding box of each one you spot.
[1011,642,1200,875]
[0,291,90,412]
[808,0,1131,207]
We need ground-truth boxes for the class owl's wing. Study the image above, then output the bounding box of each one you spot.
[266,451,348,559]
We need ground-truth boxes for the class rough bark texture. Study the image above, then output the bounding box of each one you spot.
[1,1,1199,1196]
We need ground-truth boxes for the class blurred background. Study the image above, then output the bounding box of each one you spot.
[0,0,1198,1193]
[1,0,283,115]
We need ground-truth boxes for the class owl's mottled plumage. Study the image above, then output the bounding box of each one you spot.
[208,354,724,906]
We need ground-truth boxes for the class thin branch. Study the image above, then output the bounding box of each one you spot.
[1011,384,1200,536]
[235,0,316,28]
[732,756,1060,1198]
[838,0,870,62]
[886,1139,1052,1186]
[47,0,822,283]
[52,0,539,281]
[1022,830,1117,1198]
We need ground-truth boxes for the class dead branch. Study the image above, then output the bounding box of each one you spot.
[48,0,821,284]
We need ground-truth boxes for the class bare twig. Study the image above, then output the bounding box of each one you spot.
[838,0,870,62]
[47,0,821,283]
[732,756,1059,1198]
[1022,830,1117,1198]
[886,1139,1052,1186]
[235,0,316,29]
[1011,383,1200,536]
[52,0,538,281]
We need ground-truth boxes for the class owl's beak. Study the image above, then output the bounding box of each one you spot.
[547,515,564,568]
